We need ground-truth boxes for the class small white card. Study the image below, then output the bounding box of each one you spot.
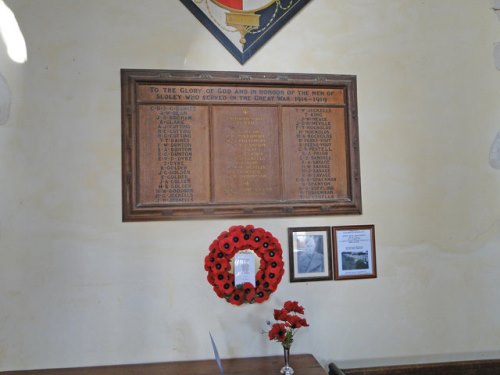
[234,252,256,287]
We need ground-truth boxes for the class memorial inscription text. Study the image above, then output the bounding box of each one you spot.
[122,70,361,220]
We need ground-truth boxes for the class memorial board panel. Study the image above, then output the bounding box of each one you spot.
[121,70,361,221]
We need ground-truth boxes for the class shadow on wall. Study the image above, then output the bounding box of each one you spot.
[490,131,500,169]
[493,1,500,69]
[0,73,10,125]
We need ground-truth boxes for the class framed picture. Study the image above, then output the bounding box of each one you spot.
[332,225,377,280]
[288,227,333,282]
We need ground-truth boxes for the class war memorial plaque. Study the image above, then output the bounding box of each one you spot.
[121,70,361,221]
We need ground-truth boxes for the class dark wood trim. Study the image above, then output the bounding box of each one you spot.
[328,358,500,375]
[2,354,327,375]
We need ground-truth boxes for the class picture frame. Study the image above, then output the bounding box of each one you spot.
[332,225,377,280]
[288,227,333,282]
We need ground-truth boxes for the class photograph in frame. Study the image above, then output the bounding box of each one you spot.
[332,225,377,280]
[288,227,333,282]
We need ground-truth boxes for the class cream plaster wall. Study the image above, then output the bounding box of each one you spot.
[1,0,500,372]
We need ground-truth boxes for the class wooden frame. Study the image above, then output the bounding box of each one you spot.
[288,227,333,282]
[332,225,377,280]
[121,69,361,221]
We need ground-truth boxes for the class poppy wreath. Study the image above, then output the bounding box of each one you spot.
[204,225,285,306]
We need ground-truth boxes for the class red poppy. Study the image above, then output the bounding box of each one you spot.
[284,300,305,314]
[242,282,256,302]
[204,254,216,271]
[263,271,279,287]
[286,315,309,329]
[273,308,290,321]
[209,239,220,252]
[230,228,246,245]
[263,248,282,262]
[255,269,264,281]
[213,258,230,273]
[268,259,284,273]
[254,270,264,289]
[259,279,270,291]
[268,323,287,342]
[242,225,254,239]
[219,236,235,255]
[254,288,271,303]
[228,288,245,306]
[220,280,235,296]
[228,225,241,232]
[217,229,229,239]
[244,224,255,232]
[213,272,230,290]
[267,301,309,349]
[213,285,225,298]
[257,233,274,252]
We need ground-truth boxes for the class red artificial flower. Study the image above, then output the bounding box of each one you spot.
[213,272,230,290]
[219,280,235,296]
[245,228,265,249]
[260,279,271,291]
[242,282,256,303]
[267,300,309,349]
[213,258,230,273]
[256,233,275,254]
[213,250,227,261]
[268,323,287,342]
[259,258,267,270]
[204,254,216,271]
[241,225,254,240]
[213,285,225,298]
[228,288,245,306]
[255,269,264,281]
[268,259,284,273]
[243,224,255,232]
[263,248,282,262]
[230,227,245,245]
[254,270,264,289]
[284,300,305,314]
[209,239,220,253]
[273,308,290,322]
[219,236,235,255]
[286,315,309,329]
[260,271,280,292]
[254,288,271,303]
[263,271,280,288]
[217,229,229,240]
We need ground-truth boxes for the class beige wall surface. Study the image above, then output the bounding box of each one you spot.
[1,0,500,371]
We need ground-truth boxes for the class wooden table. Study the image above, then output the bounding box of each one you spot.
[2,354,327,374]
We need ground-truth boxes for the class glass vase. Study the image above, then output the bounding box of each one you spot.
[280,346,294,375]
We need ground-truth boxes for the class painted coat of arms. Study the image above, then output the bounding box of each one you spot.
[180,0,311,64]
